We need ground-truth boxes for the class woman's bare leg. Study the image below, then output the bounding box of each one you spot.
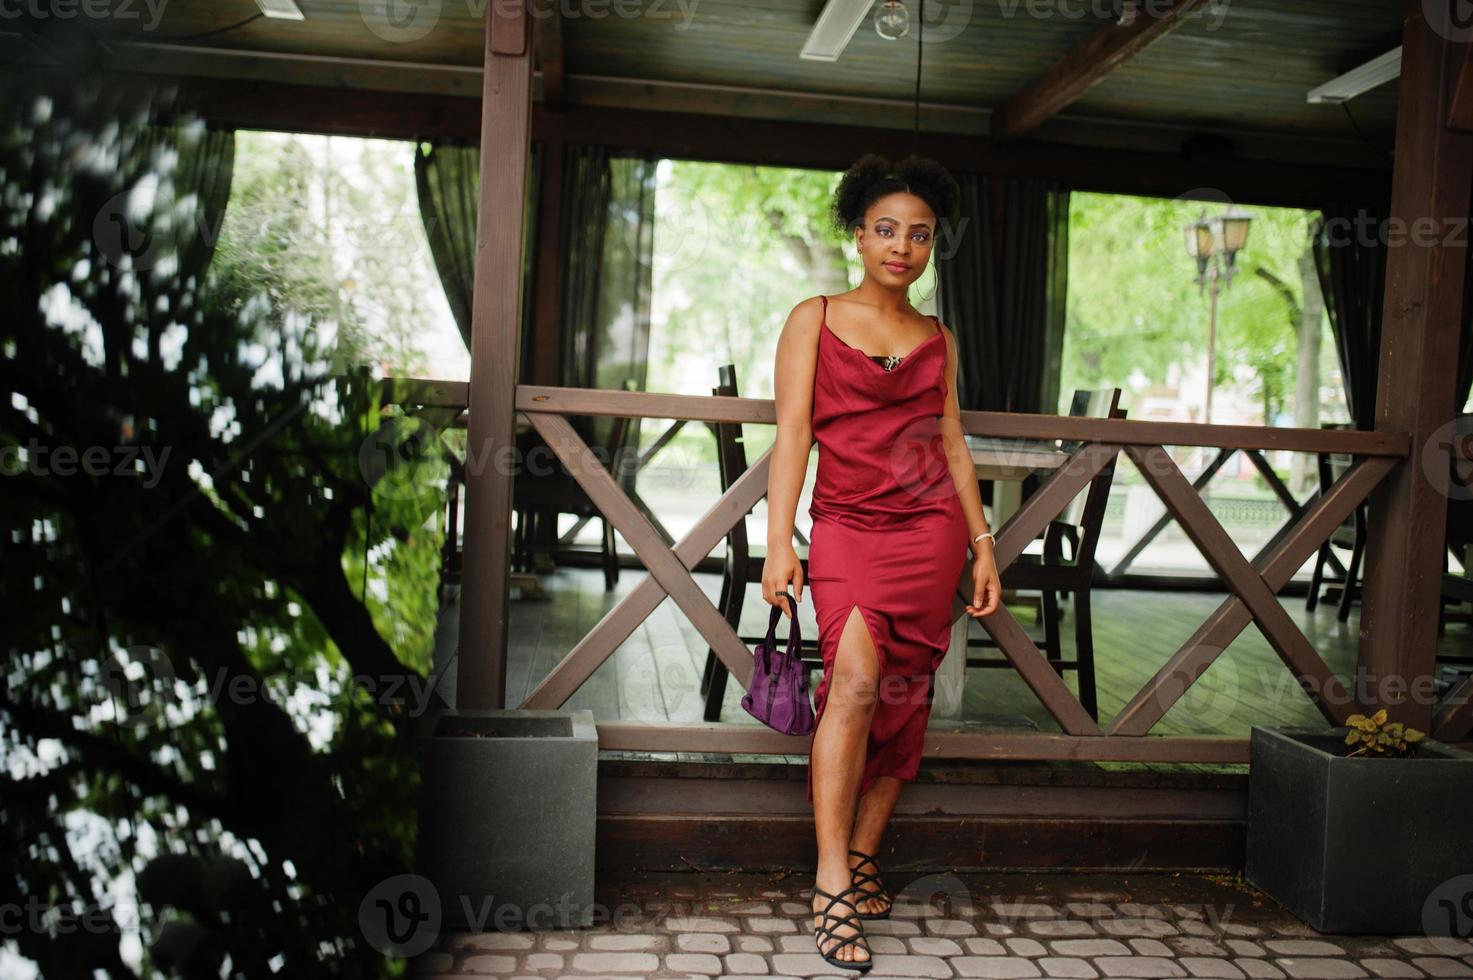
[809,605,880,966]
[849,776,902,914]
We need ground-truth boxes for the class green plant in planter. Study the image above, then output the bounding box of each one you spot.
[1343,707,1426,757]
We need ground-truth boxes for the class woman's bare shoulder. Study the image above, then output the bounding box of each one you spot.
[779,296,827,345]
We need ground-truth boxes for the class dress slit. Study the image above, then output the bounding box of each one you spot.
[806,601,888,804]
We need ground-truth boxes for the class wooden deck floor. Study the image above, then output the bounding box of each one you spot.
[442,568,1470,741]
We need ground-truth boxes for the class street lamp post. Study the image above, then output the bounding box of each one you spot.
[1184,207,1253,424]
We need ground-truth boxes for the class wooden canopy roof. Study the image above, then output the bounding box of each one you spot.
[4,0,1407,203]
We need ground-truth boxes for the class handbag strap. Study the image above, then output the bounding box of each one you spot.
[761,592,803,666]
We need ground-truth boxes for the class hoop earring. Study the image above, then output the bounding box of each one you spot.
[915,266,938,303]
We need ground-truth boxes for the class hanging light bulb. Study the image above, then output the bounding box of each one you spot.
[874,0,910,40]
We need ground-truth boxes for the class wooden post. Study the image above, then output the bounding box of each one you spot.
[456,1,534,709]
[531,138,565,386]
[1356,1,1473,729]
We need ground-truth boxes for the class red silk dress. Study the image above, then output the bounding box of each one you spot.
[805,294,969,804]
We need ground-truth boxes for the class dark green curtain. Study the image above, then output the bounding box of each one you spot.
[1312,204,1473,422]
[1310,204,1388,430]
[592,153,656,397]
[551,145,658,489]
[1003,177,1070,415]
[937,173,1002,412]
[415,141,656,493]
[414,142,478,348]
[937,174,1070,414]
[115,120,235,295]
[414,141,542,361]
[557,144,611,393]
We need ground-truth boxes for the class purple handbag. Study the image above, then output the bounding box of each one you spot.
[741,592,816,736]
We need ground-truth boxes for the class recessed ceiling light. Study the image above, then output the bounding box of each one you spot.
[255,0,305,21]
[1307,46,1401,104]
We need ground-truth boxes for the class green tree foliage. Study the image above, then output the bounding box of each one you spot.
[652,161,849,401]
[225,131,460,380]
[1,72,444,978]
[1064,192,1328,424]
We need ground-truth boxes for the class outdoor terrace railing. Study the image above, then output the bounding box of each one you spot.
[385,380,1447,762]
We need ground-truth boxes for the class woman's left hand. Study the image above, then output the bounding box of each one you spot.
[966,548,1001,618]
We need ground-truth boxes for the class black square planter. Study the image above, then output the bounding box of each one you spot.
[414,709,597,932]
[1246,724,1473,935]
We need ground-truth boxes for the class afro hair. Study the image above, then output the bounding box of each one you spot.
[829,153,962,239]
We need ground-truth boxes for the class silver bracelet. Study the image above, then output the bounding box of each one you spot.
[971,531,995,552]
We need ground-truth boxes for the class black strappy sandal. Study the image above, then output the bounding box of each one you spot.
[848,848,893,920]
[811,882,874,973]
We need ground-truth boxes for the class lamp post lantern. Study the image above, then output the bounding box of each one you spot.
[1183,207,1253,424]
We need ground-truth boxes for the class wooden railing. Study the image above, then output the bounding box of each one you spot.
[1106,444,1348,580]
[382,380,1473,760]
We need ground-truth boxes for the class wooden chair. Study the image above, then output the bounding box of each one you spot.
[1305,423,1365,622]
[1439,438,1473,641]
[511,381,634,591]
[699,364,822,721]
[964,392,1125,721]
[1015,388,1122,611]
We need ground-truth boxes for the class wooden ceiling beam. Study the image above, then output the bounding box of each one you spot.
[991,0,1210,141]
[27,68,1391,209]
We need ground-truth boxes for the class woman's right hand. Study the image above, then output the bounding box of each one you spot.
[762,545,804,619]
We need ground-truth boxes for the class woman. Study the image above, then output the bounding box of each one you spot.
[762,154,1002,972]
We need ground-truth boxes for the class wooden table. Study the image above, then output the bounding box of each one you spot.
[968,434,1073,527]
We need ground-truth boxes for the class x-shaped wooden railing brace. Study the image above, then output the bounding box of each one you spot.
[1104,450,1398,734]
[957,444,1398,737]
[1116,445,1370,728]
[955,442,1125,736]
[1109,446,1349,581]
[1433,672,1473,741]
[519,411,770,708]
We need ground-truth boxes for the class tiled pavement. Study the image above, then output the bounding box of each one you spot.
[407,871,1473,979]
